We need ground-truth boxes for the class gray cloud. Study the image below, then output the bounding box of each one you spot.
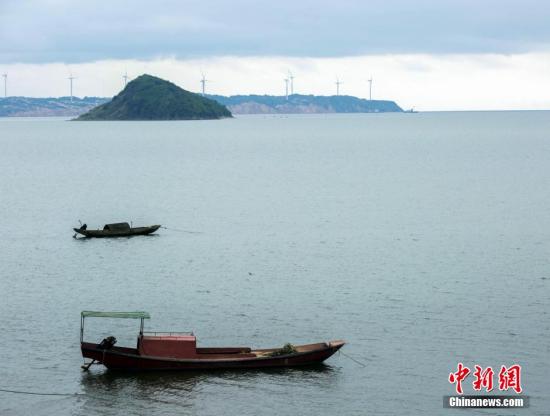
[2,0,550,63]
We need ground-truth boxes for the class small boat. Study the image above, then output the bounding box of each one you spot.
[73,222,160,238]
[80,311,345,371]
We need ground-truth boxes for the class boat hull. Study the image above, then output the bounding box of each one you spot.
[74,225,160,238]
[81,341,344,371]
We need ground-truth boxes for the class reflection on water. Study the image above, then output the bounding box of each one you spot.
[72,234,161,241]
[77,365,340,415]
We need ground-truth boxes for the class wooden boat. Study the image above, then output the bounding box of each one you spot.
[80,311,345,372]
[73,222,160,238]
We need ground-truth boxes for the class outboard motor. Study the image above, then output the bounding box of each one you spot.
[98,336,117,350]
[80,224,87,231]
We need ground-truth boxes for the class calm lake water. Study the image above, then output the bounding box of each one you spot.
[0,112,549,415]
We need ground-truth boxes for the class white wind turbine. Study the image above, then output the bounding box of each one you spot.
[68,73,76,102]
[284,77,289,100]
[368,77,373,100]
[2,73,7,98]
[288,70,295,95]
[123,70,129,88]
[335,77,343,96]
[200,72,210,96]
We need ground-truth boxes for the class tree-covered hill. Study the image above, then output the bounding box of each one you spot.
[76,74,232,120]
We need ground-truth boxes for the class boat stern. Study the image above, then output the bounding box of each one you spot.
[81,342,105,362]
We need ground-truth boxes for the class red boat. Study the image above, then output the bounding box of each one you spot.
[80,311,345,371]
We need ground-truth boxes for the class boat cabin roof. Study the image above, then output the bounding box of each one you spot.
[81,311,150,319]
[103,222,131,231]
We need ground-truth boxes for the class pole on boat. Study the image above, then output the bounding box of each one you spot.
[80,315,95,370]
[73,220,82,238]
[81,359,95,371]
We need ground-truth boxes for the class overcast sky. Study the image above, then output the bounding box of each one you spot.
[1,0,549,110]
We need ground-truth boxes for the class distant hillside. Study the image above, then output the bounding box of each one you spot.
[0,96,109,117]
[1,91,403,118]
[77,74,231,120]
[208,94,403,114]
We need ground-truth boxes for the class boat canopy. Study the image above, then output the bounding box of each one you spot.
[80,311,150,343]
[81,311,151,319]
[103,222,131,231]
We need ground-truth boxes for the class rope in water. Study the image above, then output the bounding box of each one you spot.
[339,350,367,367]
[0,387,85,397]
[161,226,203,234]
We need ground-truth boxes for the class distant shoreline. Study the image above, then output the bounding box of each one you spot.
[3,108,550,118]
[0,94,404,117]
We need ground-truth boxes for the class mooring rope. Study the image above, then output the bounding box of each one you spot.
[339,350,367,367]
[160,226,203,234]
[0,388,85,397]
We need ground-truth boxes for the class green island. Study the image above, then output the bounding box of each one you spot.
[76,74,232,121]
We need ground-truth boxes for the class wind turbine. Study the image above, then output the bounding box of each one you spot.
[2,73,6,98]
[200,72,209,96]
[123,70,129,88]
[335,77,342,96]
[68,73,76,102]
[368,77,373,100]
[288,70,295,95]
[284,77,289,100]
